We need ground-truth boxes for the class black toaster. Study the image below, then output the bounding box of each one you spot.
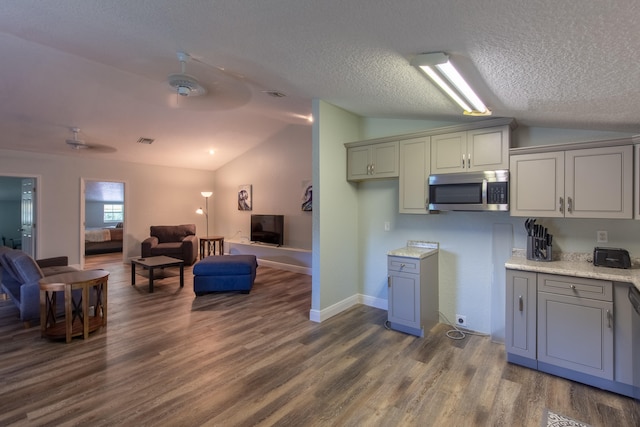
[593,247,631,269]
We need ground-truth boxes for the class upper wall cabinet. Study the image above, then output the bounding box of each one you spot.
[347,141,399,181]
[399,137,430,214]
[511,144,633,219]
[431,126,510,174]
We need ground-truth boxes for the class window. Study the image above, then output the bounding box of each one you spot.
[103,204,123,222]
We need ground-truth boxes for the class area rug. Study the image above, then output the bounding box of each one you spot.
[542,408,591,427]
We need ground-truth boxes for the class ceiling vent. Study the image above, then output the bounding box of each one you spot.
[137,137,155,144]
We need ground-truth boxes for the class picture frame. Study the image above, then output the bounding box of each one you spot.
[238,184,252,211]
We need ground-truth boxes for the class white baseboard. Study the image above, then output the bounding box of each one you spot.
[309,293,387,323]
[256,258,311,275]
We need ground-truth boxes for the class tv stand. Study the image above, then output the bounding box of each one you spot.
[227,240,311,275]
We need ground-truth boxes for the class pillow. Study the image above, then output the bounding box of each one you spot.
[3,250,44,283]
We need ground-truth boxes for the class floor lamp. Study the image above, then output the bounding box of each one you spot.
[196,191,212,236]
[196,191,213,256]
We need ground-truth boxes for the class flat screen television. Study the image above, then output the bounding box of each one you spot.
[250,214,284,246]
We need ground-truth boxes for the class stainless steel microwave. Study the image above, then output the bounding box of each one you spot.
[428,170,509,211]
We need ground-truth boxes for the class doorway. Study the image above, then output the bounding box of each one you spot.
[0,175,38,258]
[81,179,126,269]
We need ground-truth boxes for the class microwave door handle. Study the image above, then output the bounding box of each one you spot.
[482,180,488,204]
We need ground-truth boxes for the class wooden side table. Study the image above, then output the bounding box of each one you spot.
[39,269,109,343]
[199,236,224,258]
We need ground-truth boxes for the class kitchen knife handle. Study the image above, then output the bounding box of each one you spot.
[567,197,573,213]
[518,295,523,312]
[559,197,564,213]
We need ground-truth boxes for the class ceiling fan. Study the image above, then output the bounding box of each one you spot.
[65,128,116,153]
[167,52,207,97]
[165,51,285,109]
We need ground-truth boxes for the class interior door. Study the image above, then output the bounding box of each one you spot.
[20,178,35,257]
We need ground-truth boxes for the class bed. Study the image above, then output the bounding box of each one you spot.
[85,226,123,255]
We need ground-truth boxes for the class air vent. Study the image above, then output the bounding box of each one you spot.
[137,137,155,145]
[262,90,286,98]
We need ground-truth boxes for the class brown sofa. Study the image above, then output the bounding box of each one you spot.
[141,224,198,266]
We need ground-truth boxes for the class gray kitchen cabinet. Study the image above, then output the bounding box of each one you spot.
[510,145,633,218]
[505,270,537,366]
[430,126,509,174]
[537,273,614,380]
[347,141,399,181]
[387,252,438,337]
[399,136,430,214]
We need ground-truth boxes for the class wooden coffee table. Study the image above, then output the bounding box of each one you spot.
[131,256,184,293]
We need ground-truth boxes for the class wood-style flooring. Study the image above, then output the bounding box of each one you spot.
[1,253,638,426]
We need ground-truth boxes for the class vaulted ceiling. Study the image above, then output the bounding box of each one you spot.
[1,1,639,171]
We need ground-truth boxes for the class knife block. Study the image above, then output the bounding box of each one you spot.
[527,236,552,262]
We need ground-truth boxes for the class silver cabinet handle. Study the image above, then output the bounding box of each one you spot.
[567,197,573,213]
[462,154,466,168]
[370,163,374,175]
[399,263,406,269]
[570,284,576,291]
[467,154,471,169]
[518,295,523,312]
[387,276,391,287]
[606,309,612,328]
[559,197,564,213]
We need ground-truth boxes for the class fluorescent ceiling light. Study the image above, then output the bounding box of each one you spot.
[411,52,491,116]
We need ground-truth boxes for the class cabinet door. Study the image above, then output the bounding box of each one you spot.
[510,151,565,217]
[370,141,399,178]
[505,270,537,360]
[565,145,633,219]
[467,126,509,172]
[399,137,430,214]
[388,271,420,329]
[431,131,467,174]
[347,145,372,181]
[538,291,614,380]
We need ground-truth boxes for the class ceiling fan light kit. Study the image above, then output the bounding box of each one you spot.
[411,52,491,116]
[167,51,207,97]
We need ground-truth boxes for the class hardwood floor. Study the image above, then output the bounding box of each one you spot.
[1,253,638,426]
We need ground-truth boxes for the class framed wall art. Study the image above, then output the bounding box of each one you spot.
[238,184,252,211]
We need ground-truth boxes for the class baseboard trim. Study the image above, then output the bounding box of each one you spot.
[256,259,311,275]
[309,293,387,323]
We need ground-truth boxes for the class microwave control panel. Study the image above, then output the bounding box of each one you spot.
[487,182,508,204]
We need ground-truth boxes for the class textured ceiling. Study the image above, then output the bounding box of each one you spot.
[1,0,639,171]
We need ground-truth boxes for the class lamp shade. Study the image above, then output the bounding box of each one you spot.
[201,191,213,198]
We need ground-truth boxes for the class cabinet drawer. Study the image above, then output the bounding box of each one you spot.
[537,273,612,301]
[388,257,420,274]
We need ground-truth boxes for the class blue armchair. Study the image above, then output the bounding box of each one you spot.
[0,247,78,328]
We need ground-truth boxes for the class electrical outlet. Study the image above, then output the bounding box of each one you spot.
[597,230,608,243]
[455,314,467,327]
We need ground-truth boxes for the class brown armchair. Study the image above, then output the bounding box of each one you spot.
[141,224,198,266]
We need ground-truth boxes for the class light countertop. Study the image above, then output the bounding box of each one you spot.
[388,240,439,259]
[506,251,640,291]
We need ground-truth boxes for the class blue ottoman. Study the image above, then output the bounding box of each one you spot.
[193,255,258,295]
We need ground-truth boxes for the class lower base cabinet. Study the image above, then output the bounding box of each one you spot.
[506,269,638,398]
[388,253,438,337]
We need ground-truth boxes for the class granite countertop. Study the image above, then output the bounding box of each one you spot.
[388,240,439,259]
[506,249,640,291]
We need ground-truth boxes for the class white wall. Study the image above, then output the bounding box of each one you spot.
[213,124,312,249]
[0,149,215,263]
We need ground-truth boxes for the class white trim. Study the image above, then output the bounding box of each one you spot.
[309,293,388,323]
[255,258,311,275]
